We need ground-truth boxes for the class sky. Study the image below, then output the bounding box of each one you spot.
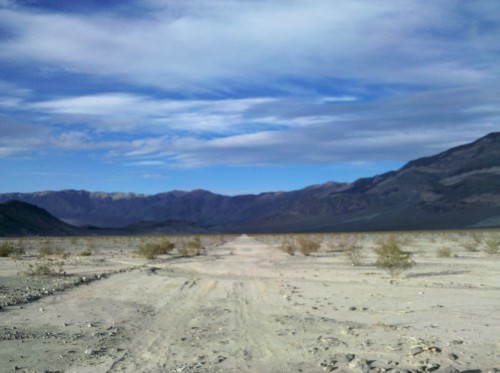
[0,0,499,195]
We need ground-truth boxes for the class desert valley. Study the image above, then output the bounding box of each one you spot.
[0,232,499,373]
[2,1,500,371]
[1,132,500,372]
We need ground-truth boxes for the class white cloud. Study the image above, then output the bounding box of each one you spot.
[1,1,499,171]
[1,0,498,91]
[128,160,166,167]
[30,93,276,133]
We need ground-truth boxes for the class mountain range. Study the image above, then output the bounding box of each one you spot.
[0,200,80,236]
[1,132,499,234]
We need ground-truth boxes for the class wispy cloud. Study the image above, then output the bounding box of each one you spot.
[3,85,499,164]
[1,1,498,92]
[0,0,499,194]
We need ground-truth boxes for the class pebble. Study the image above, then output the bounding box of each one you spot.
[440,367,460,373]
[426,363,440,372]
[410,346,424,355]
[447,352,458,360]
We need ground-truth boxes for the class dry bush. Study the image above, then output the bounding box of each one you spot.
[178,237,203,257]
[279,240,297,256]
[38,245,68,259]
[38,245,53,257]
[461,240,479,252]
[484,237,500,255]
[297,237,320,256]
[76,247,93,257]
[436,246,452,258]
[137,239,175,259]
[346,242,363,266]
[0,242,25,258]
[25,259,64,277]
[374,236,415,278]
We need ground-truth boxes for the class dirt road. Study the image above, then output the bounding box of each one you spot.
[1,234,499,372]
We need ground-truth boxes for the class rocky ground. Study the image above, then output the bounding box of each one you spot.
[0,232,499,372]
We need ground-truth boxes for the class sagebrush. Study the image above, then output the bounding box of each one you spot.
[137,239,175,259]
[297,237,320,256]
[374,236,415,278]
[0,242,25,258]
[346,243,363,266]
[178,237,203,257]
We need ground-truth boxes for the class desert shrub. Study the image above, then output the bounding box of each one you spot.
[0,242,25,258]
[297,237,320,256]
[137,239,175,259]
[346,243,363,266]
[76,247,93,257]
[178,237,203,257]
[374,236,415,278]
[279,240,297,256]
[461,240,479,252]
[436,247,452,258]
[25,260,64,277]
[470,233,483,244]
[38,245,54,257]
[484,237,500,255]
[38,245,68,259]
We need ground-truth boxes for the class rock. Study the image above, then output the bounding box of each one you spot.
[349,306,357,311]
[410,346,424,355]
[440,367,459,373]
[425,363,440,372]
[447,352,458,360]
[84,348,95,355]
[343,353,355,363]
[370,360,393,370]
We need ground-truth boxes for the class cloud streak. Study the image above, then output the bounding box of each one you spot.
[0,0,499,194]
[1,0,498,93]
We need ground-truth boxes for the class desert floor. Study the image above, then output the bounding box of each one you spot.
[0,232,499,373]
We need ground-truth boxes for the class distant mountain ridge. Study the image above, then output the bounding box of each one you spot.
[1,132,499,233]
[0,200,81,236]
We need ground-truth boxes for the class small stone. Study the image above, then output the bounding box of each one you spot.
[371,360,393,370]
[426,363,440,372]
[344,353,355,363]
[447,353,458,360]
[440,367,459,373]
[410,346,424,355]
[84,348,94,355]
[349,306,357,311]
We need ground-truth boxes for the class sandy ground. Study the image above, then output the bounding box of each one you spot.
[0,233,499,372]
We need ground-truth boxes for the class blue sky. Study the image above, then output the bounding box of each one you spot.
[0,0,499,195]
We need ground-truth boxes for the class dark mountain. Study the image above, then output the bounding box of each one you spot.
[119,220,211,235]
[0,200,82,237]
[1,132,499,232]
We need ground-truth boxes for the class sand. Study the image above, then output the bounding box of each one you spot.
[0,233,499,372]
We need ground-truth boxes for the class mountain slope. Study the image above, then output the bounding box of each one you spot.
[251,132,500,231]
[1,132,499,232]
[0,200,82,236]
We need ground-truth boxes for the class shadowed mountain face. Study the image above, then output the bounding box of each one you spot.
[0,200,81,237]
[1,132,499,233]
